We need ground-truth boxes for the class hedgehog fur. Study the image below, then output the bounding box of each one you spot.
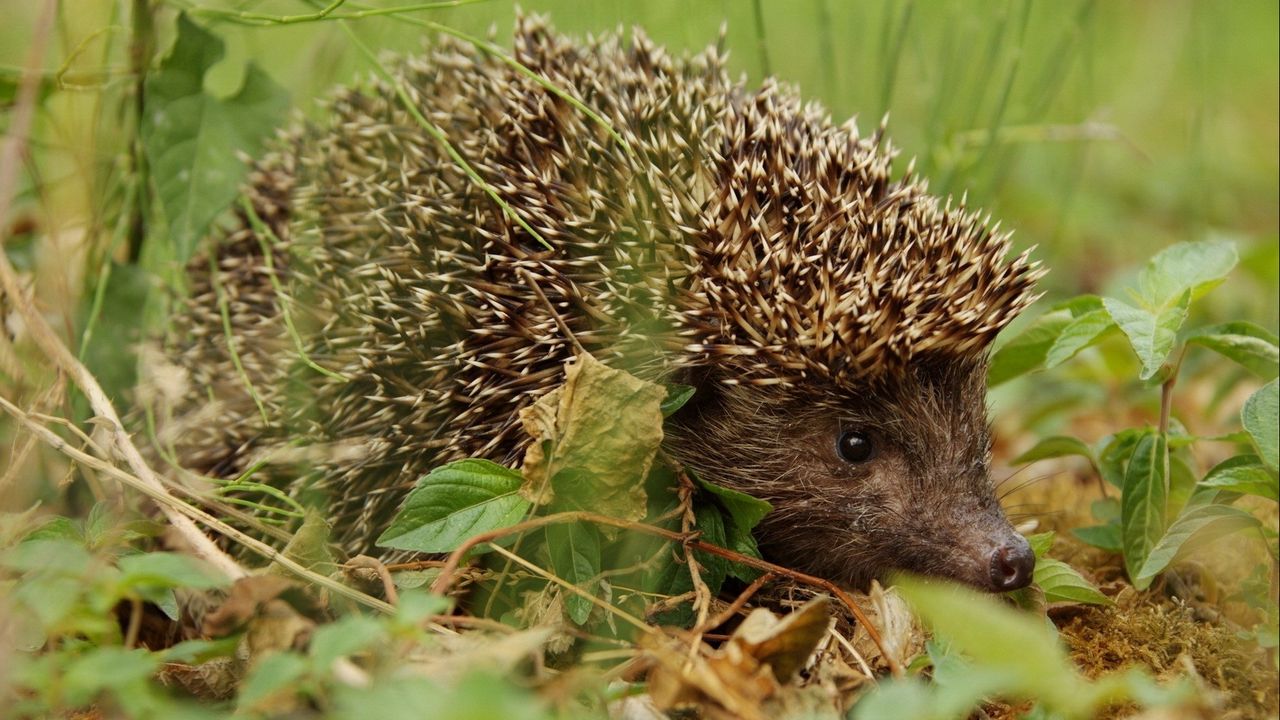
[154,17,1044,590]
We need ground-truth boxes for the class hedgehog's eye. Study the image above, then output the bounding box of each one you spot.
[837,431,874,463]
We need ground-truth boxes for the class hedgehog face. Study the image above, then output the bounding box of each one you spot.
[666,360,1034,592]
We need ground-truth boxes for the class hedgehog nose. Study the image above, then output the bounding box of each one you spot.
[989,536,1035,591]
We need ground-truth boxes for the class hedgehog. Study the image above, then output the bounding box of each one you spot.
[152,17,1045,593]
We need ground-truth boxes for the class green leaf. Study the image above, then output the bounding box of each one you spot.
[63,647,159,707]
[1197,455,1278,502]
[894,576,1094,716]
[1134,505,1264,586]
[695,477,772,533]
[117,552,229,591]
[142,14,289,263]
[1243,379,1279,469]
[1097,430,1145,488]
[309,616,386,670]
[1120,431,1167,588]
[1025,531,1055,558]
[1044,309,1116,368]
[546,521,601,625]
[661,384,696,417]
[1013,436,1097,468]
[1185,322,1280,379]
[989,310,1072,386]
[1137,239,1238,307]
[237,652,308,712]
[692,502,730,594]
[1033,558,1110,605]
[1103,292,1190,380]
[696,476,770,581]
[377,459,531,553]
[1071,524,1122,552]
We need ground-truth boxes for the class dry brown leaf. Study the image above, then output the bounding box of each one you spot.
[646,596,834,720]
[519,352,664,523]
[201,575,300,637]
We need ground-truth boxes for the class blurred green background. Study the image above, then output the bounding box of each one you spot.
[5,0,1276,297]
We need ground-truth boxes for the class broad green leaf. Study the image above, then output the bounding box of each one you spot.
[1103,292,1190,380]
[519,353,665,523]
[1096,429,1145,488]
[1053,294,1105,316]
[696,476,771,581]
[895,576,1094,715]
[1121,431,1167,588]
[377,459,530,553]
[695,477,772,533]
[988,310,1072,386]
[1243,379,1279,469]
[142,14,288,263]
[1026,531,1055,558]
[546,522,602,625]
[1137,239,1238,307]
[1196,455,1278,502]
[661,384,696,417]
[1071,524,1122,552]
[117,552,229,591]
[1185,322,1280,379]
[1134,505,1263,586]
[1033,558,1110,605]
[1091,497,1121,524]
[1013,436,1097,468]
[1044,309,1116,368]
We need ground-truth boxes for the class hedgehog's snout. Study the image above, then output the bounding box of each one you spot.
[989,535,1035,591]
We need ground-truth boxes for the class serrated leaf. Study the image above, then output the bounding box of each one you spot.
[1243,379,1279,469]
[142,14,288,263]
[1044,309,1116,368]
[1071,524,1122,552]
[1033,558,1110,605]
[547,521,601,625]
[988,310,1072,386]
[519,353,665,523]
[1138,239,1239,307]
[1197,455,1278,502]
[1121,431,1167,588]
[1013,436,1097,468]
[1134,504,1263,586]
[1052,294,1105,316]
[1185,322,1280,379]
[376,459,530,553]
[1104,292,1190,380]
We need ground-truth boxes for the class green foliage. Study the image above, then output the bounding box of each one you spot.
[142,14,288,266]
[851,577,1190,720]
[999,238,1279,598]
[376,459,531,554]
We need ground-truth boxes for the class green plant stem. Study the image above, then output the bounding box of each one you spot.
[127,0,153,261]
